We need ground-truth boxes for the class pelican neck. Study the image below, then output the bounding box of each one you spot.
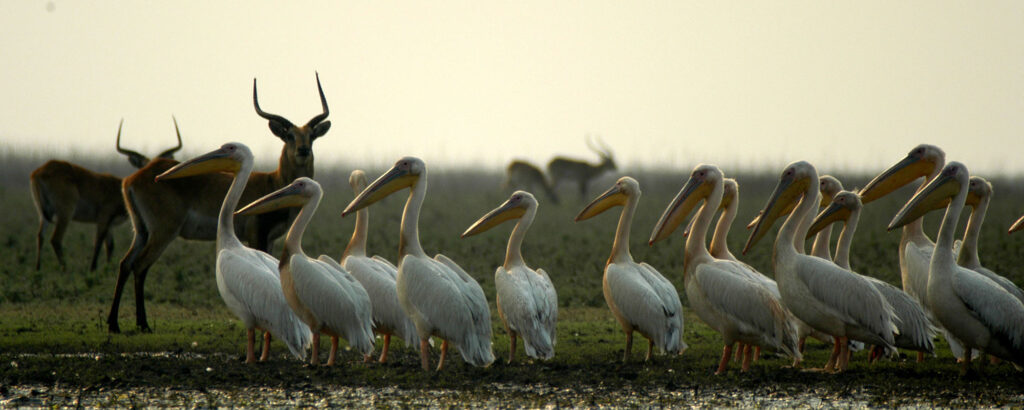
[343,188,369,260]
[504,204,536,270]
[217,158,254,251]
[709,192,736,260]
[399,175,427,258]
[957,195,988,269]
[834,207,860,270]
[608,193,638,265]
[281,188,322,265]
[685,180,723,271]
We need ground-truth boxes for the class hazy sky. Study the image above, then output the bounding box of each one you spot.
[1,1,1022,176]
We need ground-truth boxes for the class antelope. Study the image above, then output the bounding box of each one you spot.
[107,73,332,333]
[547,136,616,199]
[29,119,183,271]
[502,160,559,203]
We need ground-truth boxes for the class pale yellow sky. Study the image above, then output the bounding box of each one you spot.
[1,1,1022,175]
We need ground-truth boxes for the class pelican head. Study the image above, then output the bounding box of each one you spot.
[156,142,251,181]
[859,144,945,204]
[462,191,536,238]
[236,177,320,216]
[888,161,969,231]
[649,164,722,245]
[806,190,862,239]
[575,177,639,222]
[819,175,844,207]
[342,157,425,217]
[965,176,991,208]
[743,161,816,254]
[349,169,368,192]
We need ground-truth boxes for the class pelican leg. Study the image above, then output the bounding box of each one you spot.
[378,334,391,363]
[734,343,743,362]
[715,344,733,375]
[741,344,753,372]
[310,332,320,365]
[960,349,972,376]
[623,331,633,363]
[837,337,850,372]
[797,336,806,353]
[645,338,653,362]
[437,340,449,371]
[419,338,431,371]
[259,331,271,362]
[916,351,925,363]
[824,338,841,372]
[754,346,761,362]
[327,336,339,366]
[508,332,517,364]
[245,329,257,364]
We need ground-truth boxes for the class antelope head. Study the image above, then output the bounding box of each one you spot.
[253,72,331,169]
[116,117,185,169]
[586,135,616,172]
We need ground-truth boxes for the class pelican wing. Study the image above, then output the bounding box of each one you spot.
[496,266,558,359]
[972,266,1024,304]
[372,255,400,276]
[336,254,418,345]
[290,256,375,355]
[607,262,685,353]
[798,256,898,340]
[952,267,1024,349]
[868,276,935,352]
[217,248,310,359]
[535,267,559,344]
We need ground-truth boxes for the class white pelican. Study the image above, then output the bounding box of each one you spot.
[236,177,375,366]
[809,175,844,260]
[889,162,1024,373]
[155,142,310,363]
[342,157,494,371]
[744,161,898,372]
[958,177,1024,304]
[575,176,686,362]
[461,191,558,363]
[807,190,935,362]
[333,170,418,363]
[649,165,800,374]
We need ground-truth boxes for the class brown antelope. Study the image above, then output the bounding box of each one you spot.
[502,160,559,204]
[547,136,616,199]
[29,119,183,271]
[107,74,331,333]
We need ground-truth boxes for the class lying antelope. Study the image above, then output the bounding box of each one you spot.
[107,73,332,333]
[30,119,183,271]
[547,136,616,199]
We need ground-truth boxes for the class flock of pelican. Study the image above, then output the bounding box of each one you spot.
[155,141,1024,375]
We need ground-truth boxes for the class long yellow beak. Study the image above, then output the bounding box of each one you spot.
[805,201,852,239]
[860,154,935,204]
[462,200,526,238]
[342,165,418,217]
[1010,214,1024,234]
[649,176,710,245]
[236,181,308,216]
[743,174,807,254]
[575,185,627,222]
[887,172,959,231]
[155,147,238,181]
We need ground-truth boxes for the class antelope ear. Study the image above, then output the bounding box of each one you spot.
[268,121,291,140]
[312,121,331,140]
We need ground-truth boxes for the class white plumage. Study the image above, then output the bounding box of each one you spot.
[577,176,685,362]
[155,142,310,363]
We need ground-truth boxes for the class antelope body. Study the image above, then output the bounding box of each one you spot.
[547,137,615,199]
[30,119,182,271]
[107,74,331,333]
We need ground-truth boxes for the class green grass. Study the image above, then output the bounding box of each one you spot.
[2,159,1024,406]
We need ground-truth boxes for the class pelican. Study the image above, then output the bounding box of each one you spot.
[333,170,418,363]
[958,177,1024,304]
[650,165,800,374]
[575,176,686,362]
[462,191,558,363]
[342,157,494,371]
[744,161,898,372]
[155,142,310,363]
[807,190,935,362]
[236,177,375,365]
[889,162,1024,374]
[809,175,844,260]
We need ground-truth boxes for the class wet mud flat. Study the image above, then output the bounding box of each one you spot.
[1,352,1022,408]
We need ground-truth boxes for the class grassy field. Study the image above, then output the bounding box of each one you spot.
[2,153,1024,406]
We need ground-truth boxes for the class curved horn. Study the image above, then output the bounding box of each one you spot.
[304,72,330,127]
[115,119,149,169]
[252,78,293,127]
[156,116,184,159]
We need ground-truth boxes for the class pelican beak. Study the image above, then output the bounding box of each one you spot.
[156,147,238,181]
[819,191,834,207]
[649,176,710,245]
[462,199,526,238]
[805,201,851,239]
[680,215,696,239]
[887,172,959,231]
[236,181,307,216]
[743,174,808,254]
[575,184,627,222]
[342,165,418,217]
[859,154,935,204]
[1010,214,1024,234]
[746,212,761,230]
